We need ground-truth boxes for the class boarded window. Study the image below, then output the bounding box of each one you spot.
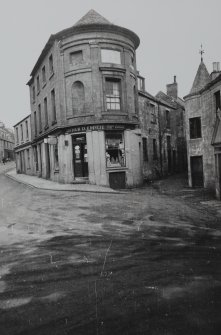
[101,49,121,64]
[70,50,83,65]
[72,81,85,114]
[189,117,201,139]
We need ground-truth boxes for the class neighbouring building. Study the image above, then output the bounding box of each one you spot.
[184,56,221,199]
[138,75,186,181]
[14,115,32,174]
[14,9,187,188]
[0,121,14,162]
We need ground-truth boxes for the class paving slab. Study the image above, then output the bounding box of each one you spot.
[5,169,121,194]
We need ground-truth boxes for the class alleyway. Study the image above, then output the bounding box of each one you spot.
[0,170,221,335]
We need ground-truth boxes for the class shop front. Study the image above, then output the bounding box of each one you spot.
[62,124,143,188]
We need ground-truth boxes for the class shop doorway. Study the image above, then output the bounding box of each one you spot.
[72,135,88,178]
[190,156,204,187]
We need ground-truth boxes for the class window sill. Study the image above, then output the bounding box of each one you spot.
[49,72,54,80]
[102,112,127,115]
[189,137,202,140]
[106,167,127,171]
[67,114,94,119]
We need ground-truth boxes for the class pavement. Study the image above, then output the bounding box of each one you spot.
[5,168,119,194]
[0,162,16,174]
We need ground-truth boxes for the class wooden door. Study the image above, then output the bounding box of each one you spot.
[191,156,204,187]
[73,135,88,178]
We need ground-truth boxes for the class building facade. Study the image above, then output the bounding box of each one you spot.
[0,121,14,162]
[23,10,143,188]
[184,59,221,198]
[138,76,186,181]
[14,10,187,188]
[14,115,33,174]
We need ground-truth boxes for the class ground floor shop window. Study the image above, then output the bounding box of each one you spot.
[105,132,125,167]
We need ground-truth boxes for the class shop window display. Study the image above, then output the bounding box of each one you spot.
[105,132,125,167]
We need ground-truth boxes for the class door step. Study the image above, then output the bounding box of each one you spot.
[72,178,89,184]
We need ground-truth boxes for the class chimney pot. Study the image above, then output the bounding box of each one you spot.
[174,75,176,83]
[213,62,220,72]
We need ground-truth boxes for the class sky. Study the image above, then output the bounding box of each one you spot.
[0,0,221,128]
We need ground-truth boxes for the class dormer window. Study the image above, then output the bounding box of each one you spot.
[101,49,121,64]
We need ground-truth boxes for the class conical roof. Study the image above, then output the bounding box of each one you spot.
[190,60,210,94]
[74,9,111,26]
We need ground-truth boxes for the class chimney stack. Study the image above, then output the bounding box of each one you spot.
[166,76,178,99]
[211,62,221,80]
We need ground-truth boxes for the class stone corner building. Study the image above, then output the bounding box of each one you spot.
[14,10,187,188]
[184,58,221,199]
[19,9,142,188]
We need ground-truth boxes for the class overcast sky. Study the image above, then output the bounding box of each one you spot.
[1,0,220,128]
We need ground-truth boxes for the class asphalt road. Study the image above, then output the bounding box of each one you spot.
[0,171,221,335]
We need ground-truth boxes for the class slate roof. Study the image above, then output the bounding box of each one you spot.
[190,60,210,94]
[156,91,177,108]
[74,9,111,26]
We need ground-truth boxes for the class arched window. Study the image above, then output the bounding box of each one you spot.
[72,81,85,114]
